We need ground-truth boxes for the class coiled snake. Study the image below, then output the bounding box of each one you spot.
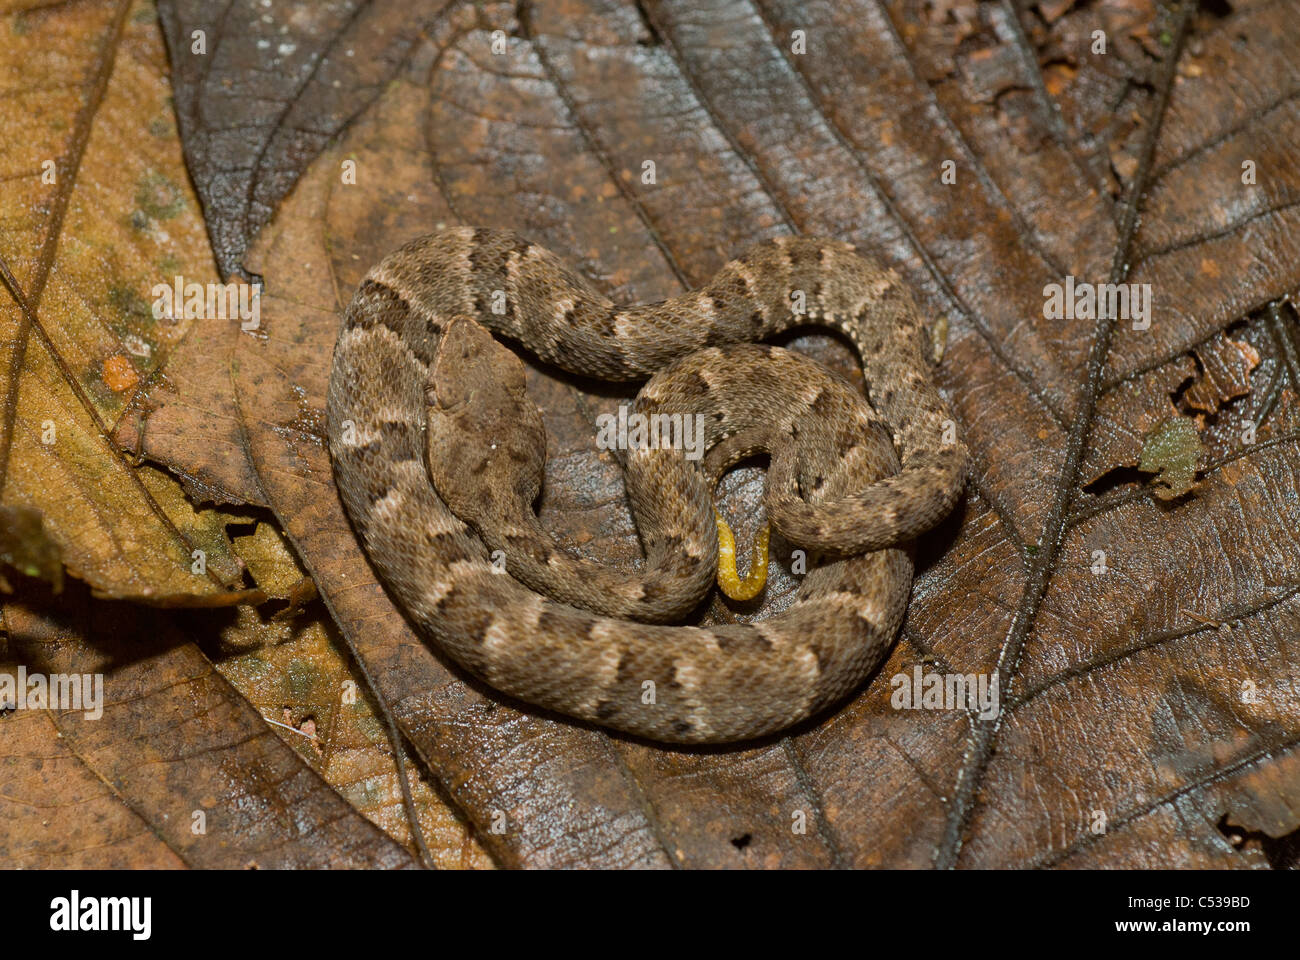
[326,228,966,743]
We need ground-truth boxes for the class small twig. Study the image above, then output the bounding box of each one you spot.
[260,713,317,740]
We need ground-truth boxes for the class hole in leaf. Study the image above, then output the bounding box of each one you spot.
[1217,814,1300,868]
[1082,465,1145,496]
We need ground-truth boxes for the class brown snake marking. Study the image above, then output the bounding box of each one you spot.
[326,227,968,743]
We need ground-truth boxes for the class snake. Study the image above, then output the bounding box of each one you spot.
[326,228,967,743]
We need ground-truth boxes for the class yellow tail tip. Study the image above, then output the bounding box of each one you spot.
[714,510,770,602]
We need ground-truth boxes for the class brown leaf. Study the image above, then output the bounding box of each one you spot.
[0,0,256,603]
[0,583,414,868]
[198,0,1300,869]
[113,312,268,508]
[1,0,497,868]
[0,505,63,593]
[54,0,1300,867]
[215,521,494,868]
[1184,330,1259,414]
[121,0,464,508]
[156,0,452,278]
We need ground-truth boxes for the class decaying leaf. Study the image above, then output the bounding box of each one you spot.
[214,521,492,868]
[0,584,413,868]
[231,519,316,611]
[156,0,451,279]
[1138,416,1203,500]
[197,0,1300,869]
[212,603,493,869]
[1184,330,1260,415]
[0,505,63,593]
[7,0,1300,871]
[0,0,254,604]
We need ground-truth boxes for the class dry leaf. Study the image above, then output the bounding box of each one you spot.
[216,521,493,868]
[0,583,413,868]
[0,0,254,604]
[8,0,1300,870]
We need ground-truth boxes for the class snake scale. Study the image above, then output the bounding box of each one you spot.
[326,227,967,743]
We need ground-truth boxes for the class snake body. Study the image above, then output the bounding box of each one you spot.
[326,228,967,743]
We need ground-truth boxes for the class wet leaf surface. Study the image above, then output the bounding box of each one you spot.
[9,0,1300,868]
[156,0,453,278]
[0,582,414,869]
[0,0,486,868]
[208,0,1300,868]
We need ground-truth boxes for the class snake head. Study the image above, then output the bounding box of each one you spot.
[426,316,547,514]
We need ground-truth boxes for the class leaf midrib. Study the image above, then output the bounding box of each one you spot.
[932,2,1199,867]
